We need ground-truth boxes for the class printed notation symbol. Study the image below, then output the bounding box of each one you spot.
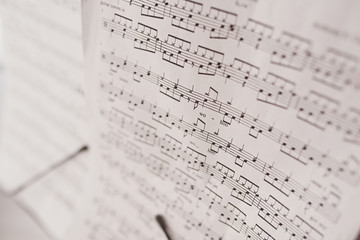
[103,18,360,144]
[124,0,360,90]
[100,85,342,223]
[101,52,360,186]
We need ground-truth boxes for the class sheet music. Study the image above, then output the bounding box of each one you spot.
[0,0,87,192]
[14,150,91,239]
[68,0,360,239]
[0,0,92,239]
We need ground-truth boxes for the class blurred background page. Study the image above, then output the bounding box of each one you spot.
[0,0,91,239]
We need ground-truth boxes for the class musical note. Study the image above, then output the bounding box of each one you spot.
[69,1,360,240]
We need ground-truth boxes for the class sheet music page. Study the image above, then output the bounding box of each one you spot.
[72,0,360,239]
[14,150,91,240]
[0,0,88,192]
[0,0,93,239]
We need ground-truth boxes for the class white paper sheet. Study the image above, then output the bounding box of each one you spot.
[0,0,92,239]
[69,0,360,239]
[0,0,87,193]
[15,149,91,239]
